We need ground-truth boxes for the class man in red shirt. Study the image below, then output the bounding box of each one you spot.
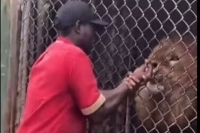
[17,1,152,133]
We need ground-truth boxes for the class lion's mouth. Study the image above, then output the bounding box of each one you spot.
[146,80,165,94]
[145,74,165,94]
[149,74,164,84]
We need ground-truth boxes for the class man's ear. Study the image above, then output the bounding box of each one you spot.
[74,20,81,34]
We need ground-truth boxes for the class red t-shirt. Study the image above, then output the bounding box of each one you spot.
[17,36,105,133]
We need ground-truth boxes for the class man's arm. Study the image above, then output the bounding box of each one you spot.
[88,64,153,123]
[87,81,131,123]
[88,64,152,123]
[68,50,152,124]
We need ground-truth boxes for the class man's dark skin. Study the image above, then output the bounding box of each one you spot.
[58,21,153,124]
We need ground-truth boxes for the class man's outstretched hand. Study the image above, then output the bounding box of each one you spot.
[125,62,153,90]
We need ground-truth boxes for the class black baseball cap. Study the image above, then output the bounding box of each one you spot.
[54,1,109,30]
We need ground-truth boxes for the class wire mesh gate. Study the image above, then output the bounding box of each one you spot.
[8,0,197,133]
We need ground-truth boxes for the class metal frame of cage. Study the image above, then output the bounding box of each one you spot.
[5,0,197,133]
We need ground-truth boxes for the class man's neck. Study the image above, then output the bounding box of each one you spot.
[62,35,79,46]
[58,35,90,55]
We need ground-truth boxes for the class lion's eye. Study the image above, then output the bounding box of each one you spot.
[169,55,179,66]
[170,56,179,61]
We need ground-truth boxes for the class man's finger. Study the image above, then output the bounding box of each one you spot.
[125,80,134,90]
[142,75,147,80]
[146,64,153,77]
[127,71,132,77]
[138,64,146,71]
[144,59,150,71]
[145,59,149,64]
[128,78,136,86]
[129,75,140,83]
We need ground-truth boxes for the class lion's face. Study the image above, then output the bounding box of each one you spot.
[146,36,197,93]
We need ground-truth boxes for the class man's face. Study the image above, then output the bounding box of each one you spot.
[78,23,97,54]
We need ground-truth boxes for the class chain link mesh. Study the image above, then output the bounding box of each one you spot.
[15,0,197,133]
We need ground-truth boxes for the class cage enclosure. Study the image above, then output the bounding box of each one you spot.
[5,0,197,133]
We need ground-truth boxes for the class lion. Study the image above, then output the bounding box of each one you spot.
[134,33,197,133]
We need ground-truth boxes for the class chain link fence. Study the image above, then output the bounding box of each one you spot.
[14,0,197,133]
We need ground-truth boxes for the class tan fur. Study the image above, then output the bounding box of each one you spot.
[135,34,197,132]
